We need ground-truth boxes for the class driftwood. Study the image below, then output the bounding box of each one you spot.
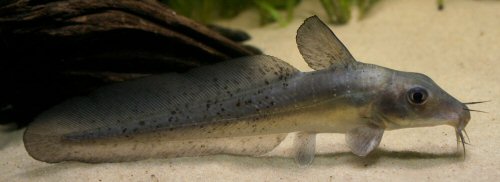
[0,0,259,125]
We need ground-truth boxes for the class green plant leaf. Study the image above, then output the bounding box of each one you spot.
[320,0,351,25]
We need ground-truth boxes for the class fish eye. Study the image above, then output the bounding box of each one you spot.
[407,87,428,105]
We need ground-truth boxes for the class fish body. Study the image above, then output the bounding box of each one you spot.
[24,16,471,165]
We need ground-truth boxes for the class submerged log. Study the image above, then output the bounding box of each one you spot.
[0,0,259,125]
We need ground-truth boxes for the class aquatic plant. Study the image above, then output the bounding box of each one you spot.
[161,0,444,25]
[161,0,300,25]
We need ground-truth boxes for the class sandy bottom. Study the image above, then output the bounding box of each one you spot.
[1,0,499,181]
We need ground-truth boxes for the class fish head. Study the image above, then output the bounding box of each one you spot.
[374,70,470,131]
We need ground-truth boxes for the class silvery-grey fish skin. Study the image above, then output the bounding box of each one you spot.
[23,16,471,165]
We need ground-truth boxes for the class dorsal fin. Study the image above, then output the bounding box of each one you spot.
[296,15,356,70]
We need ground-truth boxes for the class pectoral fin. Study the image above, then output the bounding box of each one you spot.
[293,132,316,166]
[345,125,384,157]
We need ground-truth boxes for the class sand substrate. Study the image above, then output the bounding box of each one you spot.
[1,0,499,181]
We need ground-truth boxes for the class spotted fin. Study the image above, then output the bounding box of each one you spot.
[345,125,384,157]
[24,55,300,163]
[296,15,356,70]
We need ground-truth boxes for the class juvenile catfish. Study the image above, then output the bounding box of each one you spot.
[24,16,471,165]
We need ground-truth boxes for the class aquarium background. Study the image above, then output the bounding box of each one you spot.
[1,0,499,181]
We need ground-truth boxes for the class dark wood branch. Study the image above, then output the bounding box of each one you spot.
[0,0,260,125]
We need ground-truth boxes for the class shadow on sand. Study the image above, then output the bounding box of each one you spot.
[18,148,462,179]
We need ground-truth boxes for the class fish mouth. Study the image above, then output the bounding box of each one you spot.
[455,126,469,156]
[455,103,472,156]
[454,100,489,156]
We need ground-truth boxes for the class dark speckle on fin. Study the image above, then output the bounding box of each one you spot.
[23,54,299,163]
[296,16,356,70]
[345,125,384,157]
